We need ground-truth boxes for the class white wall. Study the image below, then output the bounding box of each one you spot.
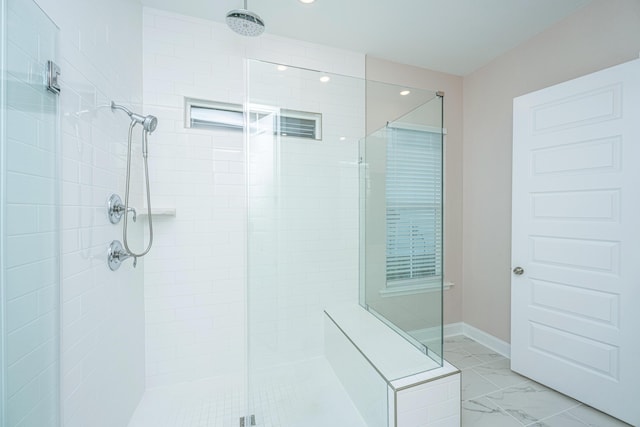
[365,1,640,345]
[32,0,146,426]
[462,0,640,342]
[142,7,364,387]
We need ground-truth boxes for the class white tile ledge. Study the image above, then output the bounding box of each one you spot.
[324,305,461,427]
[325,304,459,386]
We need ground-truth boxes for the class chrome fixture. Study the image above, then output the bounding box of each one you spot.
[226,0,265,37]
[239,415,256,427]
[109,102,156,270]
[111,101,158,133]
[513,266,524,275]
[46,60,61,94]
[108,193,136,224]
[108,240,136,271]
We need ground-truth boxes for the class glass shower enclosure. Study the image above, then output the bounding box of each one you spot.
[246,61,366,425]
[361,83,444,362]
[246,60,444,425]
[1,39,444,424]
[0,0,61,426]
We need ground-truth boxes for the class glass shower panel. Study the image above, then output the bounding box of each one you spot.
[360,84,444,365]
[1,0,60,426]
[246,60,367,426]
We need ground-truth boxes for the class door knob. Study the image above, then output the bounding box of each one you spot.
[513,266,524,275]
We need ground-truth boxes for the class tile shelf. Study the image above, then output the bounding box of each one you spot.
[138,207,176,217]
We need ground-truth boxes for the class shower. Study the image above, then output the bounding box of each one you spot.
[226,0,265,37]
[108,102,158,269]
[1,3,451,427]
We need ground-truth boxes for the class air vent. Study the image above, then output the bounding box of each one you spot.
[279,109,321,139]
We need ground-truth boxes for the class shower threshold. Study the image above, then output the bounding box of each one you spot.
[127,357,366,427]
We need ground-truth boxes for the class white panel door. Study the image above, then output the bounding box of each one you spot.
[511,59,640,426]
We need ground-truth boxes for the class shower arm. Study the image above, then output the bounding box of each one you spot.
[111,101,133,116]
[111,102,147,129]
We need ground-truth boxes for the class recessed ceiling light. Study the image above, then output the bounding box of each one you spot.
[339,136,346,141]
[319,76,330,83]
[299,0,315,3]
[400,90,411,96]
[277,65,288,71]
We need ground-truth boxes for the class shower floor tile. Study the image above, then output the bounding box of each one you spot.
[446,336,632,427]
[127,357,366,427]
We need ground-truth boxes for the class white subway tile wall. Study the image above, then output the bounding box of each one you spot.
[396,374,461,426]
[142,7,365,387]
[31,0,146,426]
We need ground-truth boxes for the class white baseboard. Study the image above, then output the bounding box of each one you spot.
[408,326,440,344]
[410,322,511,359]
[457,323,510,358]
[443,322,464,337]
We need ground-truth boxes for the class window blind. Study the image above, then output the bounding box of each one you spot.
[385,127,442,285]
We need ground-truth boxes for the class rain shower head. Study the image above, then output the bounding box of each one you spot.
[226,0,265,37]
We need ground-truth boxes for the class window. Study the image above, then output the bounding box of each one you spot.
[187,99,244,130]
[185,98,322,140]
[385,126,442,290]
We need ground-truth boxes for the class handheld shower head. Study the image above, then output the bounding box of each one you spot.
[111,102,158,133]
[130,112,158,133]
[144,115,158,133]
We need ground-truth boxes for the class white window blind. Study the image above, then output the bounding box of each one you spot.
[385,127,442,286]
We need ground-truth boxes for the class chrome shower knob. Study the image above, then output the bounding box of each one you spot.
[108,240,137,270]
[108,193,137,224]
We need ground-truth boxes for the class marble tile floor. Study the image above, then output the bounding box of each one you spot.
[445,335,632,427]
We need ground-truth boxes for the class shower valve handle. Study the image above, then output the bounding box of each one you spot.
[108,193,137,223]
[108,240,137,271]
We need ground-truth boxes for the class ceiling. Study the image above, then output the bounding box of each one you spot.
[139,0,592,76]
